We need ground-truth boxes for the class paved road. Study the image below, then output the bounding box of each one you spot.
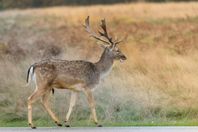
[1,127,198,132]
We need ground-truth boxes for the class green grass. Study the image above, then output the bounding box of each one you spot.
[1,119,198,127]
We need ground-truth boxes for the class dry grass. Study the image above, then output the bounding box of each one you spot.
[0,2,198,125]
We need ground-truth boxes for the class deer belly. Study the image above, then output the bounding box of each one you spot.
[52,77,85,91]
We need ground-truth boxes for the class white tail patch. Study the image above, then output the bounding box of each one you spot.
[26,66,37,88]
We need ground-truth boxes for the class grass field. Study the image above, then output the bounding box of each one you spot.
[2,119,198,127]
[0,2,198,127]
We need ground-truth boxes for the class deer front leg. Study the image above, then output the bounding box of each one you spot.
[41,90,62,127]
[83,88,102,127]
[65,92,77,127]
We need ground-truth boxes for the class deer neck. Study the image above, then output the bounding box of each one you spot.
[95,49,114,78]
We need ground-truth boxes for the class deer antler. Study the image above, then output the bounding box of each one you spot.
[84,16,110,45]
[98,19,113,45]
[114,38,124,45]
[84,16,123,47]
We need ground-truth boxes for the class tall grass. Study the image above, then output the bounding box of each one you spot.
[0,2,198,126]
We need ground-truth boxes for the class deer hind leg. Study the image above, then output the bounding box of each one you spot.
[41,89,62,127]
[83,88,102,127]
[65,91,77,127]
[27,88,46,129]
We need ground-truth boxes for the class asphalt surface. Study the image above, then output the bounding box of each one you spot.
[0,127,198,132]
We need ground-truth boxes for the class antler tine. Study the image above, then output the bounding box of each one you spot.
[115,35,128,46]
[84,16,110,45]
[99,19,113,44]
[114,39,123,45]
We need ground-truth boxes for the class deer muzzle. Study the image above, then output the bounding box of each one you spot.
[120,55,127,63]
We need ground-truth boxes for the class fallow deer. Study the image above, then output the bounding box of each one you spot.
[27,16,127,129]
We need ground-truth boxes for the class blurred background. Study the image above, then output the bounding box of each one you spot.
[0,0,198,127]
[0,0,197,9]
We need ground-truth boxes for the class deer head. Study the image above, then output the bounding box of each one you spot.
[84,16,127,63]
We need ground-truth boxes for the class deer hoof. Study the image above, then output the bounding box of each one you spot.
[64,121,71,127]
[97,124,102,127]
[65,124,70,127]
[29,123,36,129]
[55,121,62,127]
[31,126,37,129]
[57,123,62,127]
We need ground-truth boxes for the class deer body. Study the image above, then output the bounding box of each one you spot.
[30,60,99,90]
[28,48,114,91]
[27,16,126,129]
